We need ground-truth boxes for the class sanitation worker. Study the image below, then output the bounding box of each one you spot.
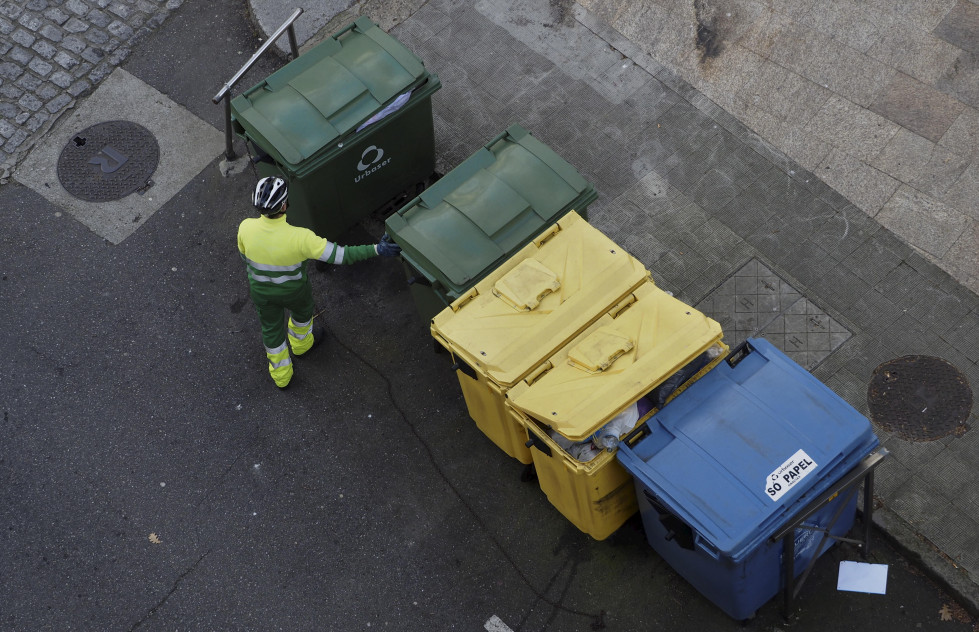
[237,176,401,389]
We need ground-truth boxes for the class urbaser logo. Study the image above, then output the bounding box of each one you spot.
[354,145,391,182]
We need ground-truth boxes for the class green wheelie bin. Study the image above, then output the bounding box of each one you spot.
[231,17,441,239]
[384,123,598,326]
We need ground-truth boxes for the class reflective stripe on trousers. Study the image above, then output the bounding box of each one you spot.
[265,341,293,388]
[289,316,315,355]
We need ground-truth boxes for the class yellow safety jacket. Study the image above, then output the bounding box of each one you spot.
[237,214,377,293]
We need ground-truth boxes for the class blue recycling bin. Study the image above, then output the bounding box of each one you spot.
[617,338,880,620]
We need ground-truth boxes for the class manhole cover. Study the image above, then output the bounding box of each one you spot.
[867,356,972,441]
[57,121,159,202]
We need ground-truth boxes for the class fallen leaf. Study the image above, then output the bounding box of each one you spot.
[939,604,952,621]
[148,533,162,544]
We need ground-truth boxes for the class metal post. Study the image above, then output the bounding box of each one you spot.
[223,95,235,160]
[287,24,299,59]
[783,533,795,619]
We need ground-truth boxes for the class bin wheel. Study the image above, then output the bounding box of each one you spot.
[520,463,537,483]
[739,612,756,626]
[423,170,441,188]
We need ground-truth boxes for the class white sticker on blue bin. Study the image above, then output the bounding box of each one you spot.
[765,449,818,501]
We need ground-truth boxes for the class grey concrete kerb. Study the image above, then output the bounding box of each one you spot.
[874,507,979,618]
[245,0,427,56]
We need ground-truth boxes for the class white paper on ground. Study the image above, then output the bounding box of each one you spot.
[837,560,889,594]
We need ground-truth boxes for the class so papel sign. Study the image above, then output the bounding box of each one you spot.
[765,449,818,501]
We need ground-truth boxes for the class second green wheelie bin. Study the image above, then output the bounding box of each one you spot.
[231,16,440,239]
[384,123,598,326]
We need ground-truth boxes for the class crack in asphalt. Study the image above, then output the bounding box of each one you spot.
[323,324,607,630]
[128,549,211,631]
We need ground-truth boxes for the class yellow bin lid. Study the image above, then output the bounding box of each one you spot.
[430,211,649,387]
[507,281,724,441]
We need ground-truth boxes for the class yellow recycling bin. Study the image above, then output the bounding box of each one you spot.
[505,281,726,540]
[430,211,649,464]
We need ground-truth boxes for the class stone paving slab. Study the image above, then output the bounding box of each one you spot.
[935,0,979,54]
[877,185,972,259]
[941,107,979,159]
[871,127,942,183]
[816,147,902,215]
[868,21,962,87]
[871,72,966,142]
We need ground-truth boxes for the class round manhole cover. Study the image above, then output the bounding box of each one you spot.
[56,121,159,202]
[867,356,972,441]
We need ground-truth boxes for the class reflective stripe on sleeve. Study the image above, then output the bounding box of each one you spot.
[317,243,345,264]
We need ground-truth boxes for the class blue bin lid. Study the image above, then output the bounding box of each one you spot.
[617,337,879,562]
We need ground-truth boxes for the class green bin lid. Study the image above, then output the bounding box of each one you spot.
[231,17,429,168]
[385,124,596,293]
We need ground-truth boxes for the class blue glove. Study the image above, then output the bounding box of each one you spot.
[376,233,401,257]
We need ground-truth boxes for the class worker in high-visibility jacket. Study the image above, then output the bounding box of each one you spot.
[237,176,401,389]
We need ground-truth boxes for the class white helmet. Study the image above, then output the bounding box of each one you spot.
[253,176,288,212]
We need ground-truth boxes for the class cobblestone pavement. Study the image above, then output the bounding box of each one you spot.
[0,0,183,178]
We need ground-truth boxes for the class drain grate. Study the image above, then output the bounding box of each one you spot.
[867,356,972,441]
[57,120,159,202]
[695,259,851,370]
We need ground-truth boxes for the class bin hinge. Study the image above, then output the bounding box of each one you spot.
[525,433,552,457]
[451,287,479,312]
[523,361,553,386]
[608,293,637,319]
[451,357,478,381]
[407,275,432,287]
[532,222,562,248]
[726,338,755,367]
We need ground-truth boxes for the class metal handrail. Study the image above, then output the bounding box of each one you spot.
[212,8,304,160]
